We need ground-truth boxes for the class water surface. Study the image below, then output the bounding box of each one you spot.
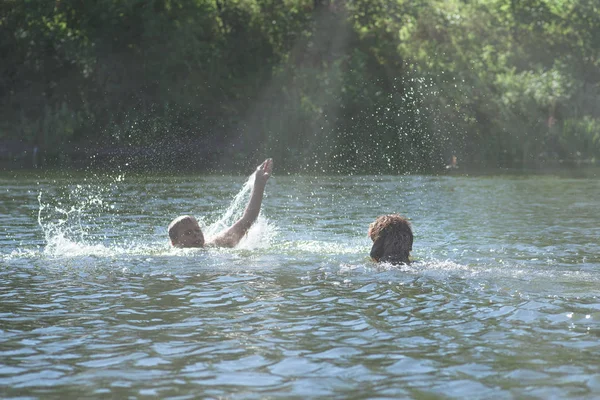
[1,171,600,399]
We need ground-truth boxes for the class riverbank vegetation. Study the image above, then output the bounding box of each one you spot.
[1,0,599,173]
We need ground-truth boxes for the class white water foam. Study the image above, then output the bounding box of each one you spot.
[279,239,367,255]
[36,171,276,259]
[236,218,279,250]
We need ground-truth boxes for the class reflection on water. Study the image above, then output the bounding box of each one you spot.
[1,172,600,398]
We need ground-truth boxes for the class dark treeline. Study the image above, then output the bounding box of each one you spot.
[1,0,599,173]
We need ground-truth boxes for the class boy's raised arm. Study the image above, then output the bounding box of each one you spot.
[208,158,273,247]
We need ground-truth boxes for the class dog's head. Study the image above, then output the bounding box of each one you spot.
[369,214,413,263]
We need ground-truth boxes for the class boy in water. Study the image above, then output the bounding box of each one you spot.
[168,158,273,248]
[368,214,413,264]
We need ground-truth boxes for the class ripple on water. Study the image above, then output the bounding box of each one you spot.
[1,174,600,398]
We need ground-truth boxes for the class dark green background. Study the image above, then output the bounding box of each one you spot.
[1,0,599,173]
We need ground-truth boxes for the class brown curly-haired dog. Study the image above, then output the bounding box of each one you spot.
[368,214,413,264]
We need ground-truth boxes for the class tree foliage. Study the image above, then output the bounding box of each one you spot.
[1,0,599,172]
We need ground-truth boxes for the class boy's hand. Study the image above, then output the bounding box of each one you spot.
[255,158,273,186]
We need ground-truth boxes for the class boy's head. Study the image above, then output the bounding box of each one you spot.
[368,214,413,263]
[168,215,205,248]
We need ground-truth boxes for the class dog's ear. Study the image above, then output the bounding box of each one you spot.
[370,234,385,261]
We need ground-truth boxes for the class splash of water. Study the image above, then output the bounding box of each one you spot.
[36,170,275,258]
[36,176,166,258]
[205,173,254,237]
[38,188,108,256]
[203,169,277,248]
[236,218,278,250]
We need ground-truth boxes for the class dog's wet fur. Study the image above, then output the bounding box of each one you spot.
[368,214,413,265]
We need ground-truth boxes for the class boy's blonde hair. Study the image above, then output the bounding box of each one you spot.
[168,215,195,241]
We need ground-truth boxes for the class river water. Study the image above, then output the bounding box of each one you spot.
[1,170,599,399]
